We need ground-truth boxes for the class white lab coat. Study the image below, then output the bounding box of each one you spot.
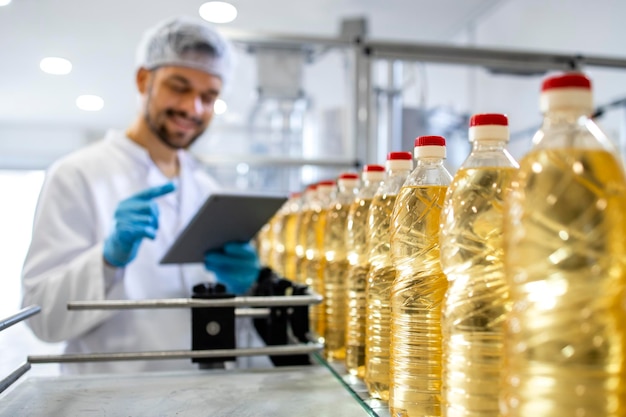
[22,130,270,374]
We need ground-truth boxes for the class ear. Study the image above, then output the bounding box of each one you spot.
[136,68,151,94]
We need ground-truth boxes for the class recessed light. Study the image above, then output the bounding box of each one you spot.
[199,1,237,24]
[40,57,73,75]
[214,99,227,114]
[0,0,12,7]
[76,95,104,112]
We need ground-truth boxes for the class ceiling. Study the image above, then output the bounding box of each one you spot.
[0,0,505,132]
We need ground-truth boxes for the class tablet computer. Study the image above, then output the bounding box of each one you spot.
[160,192,287,264]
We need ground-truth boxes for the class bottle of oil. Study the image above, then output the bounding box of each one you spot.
[309,180,336,343]
[271,192,301,280]
[365,151,414,400]
[439,114,519,417]
[389,136,452,417]
[346,164,385,377]
[501,73,626,417]
[257,218,274,268]
[322,172,360,361]
[294,184,317,285]
[281,192,302,282]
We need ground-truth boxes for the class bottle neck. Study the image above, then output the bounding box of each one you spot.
[416,157,444,166]
[543,108,588,127]
[472,139,507,152]
[387,168,412,177]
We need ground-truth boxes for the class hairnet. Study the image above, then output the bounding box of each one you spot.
[136,16,235,86]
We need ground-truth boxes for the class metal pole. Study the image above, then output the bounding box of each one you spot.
[0,306,41,332]
[353,44,374,166]
[365,40,626,73]
[236,308,270,318]
[0,363,30,394]
[28,344,323,364]
[388,60,404,154]
[67,294,322,311]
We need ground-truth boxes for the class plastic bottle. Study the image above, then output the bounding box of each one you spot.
[322,172,360,360]
[257,218,274,268]
[271,192,301,281]
[309,180,336,342]
[345,164,385,377]
[389,136,452,417]
[439,114,519,417]
[365,152,414,400]
[501,73,626,417]
[294,184,317,285]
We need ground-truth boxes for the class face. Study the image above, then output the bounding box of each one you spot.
[138,66,223,150]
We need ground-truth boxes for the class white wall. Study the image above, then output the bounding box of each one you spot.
[470,0,626,159]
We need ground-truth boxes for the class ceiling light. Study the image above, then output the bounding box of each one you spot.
[40,57,73,75]
[76,95,104,112]
[199,1,238,24]
[214,99,227,114]
[0,0,12,6]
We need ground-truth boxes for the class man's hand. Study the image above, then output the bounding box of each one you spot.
[204,242,261,295]
[103,182,175,267]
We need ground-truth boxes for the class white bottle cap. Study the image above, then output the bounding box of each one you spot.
[362,164,385,182]
[386,151,413,171]
[468,113,509,142]
[338,172,359,188]
[539,72,593,114]
[414,136,446,159]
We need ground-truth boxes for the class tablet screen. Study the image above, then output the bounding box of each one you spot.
[160,192,287,264]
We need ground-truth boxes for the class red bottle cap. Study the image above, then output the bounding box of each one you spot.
[541,73,591,91]
[387,151,413,160]
[415,136,446,147]
[469,113,508,127]
[363,164,385,172]
[339,172,359,180]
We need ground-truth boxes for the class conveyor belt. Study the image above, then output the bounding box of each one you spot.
[0,365,372,416]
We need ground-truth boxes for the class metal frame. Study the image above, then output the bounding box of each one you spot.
[203,28,626,173]
[67,293,322,310]
[0,306,40,394]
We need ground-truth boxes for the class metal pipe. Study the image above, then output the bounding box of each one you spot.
[236,308,270,318]
[0,362,30,394]
[28,344,323,364]
[67,294,323,311]
[0,305,41,332]
[195,154,358,168]
[388,60,404,154]
[220,28,351,49]
[365,40,626,73]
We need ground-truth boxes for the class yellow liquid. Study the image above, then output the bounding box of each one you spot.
[313,209,328,342]
[294,208,312,285]
[365,194,398,401]
[322,204,352,361]
[296,207,327,342]
[270,211,288,278]
[390,185,449,417]
[502,149,626,417]
[440,167,517,417]
[283,212,299,281]
[346,197,374,377]
[257,221,273,268]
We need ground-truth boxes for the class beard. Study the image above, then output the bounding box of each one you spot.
[145,107,206,150]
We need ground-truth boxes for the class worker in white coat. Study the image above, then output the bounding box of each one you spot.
[21,16,266,374]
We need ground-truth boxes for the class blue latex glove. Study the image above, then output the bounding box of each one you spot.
[204,242,261,295]
[103,182,176,267]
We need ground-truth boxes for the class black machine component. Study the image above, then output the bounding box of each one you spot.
[251,267,312,366]
[191,282,236,368]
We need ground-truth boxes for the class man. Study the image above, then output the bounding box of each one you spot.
[21,16,263,374]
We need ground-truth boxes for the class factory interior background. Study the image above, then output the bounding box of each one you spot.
[1,0,626,376]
